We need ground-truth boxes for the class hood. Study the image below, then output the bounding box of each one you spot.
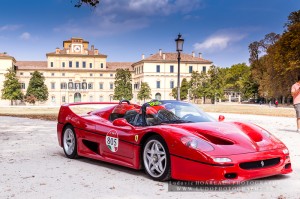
[173,122,285,155]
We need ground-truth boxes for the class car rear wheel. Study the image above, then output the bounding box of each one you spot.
[143,135,171,181]
[63,125,78,159]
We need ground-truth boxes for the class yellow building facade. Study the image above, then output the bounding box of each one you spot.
[0,38,212,106]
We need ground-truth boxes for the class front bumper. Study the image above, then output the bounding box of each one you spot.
[171,148,292,183]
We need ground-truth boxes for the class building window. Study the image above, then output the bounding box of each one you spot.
[90,63,93,68]
[51,82,55,89]
[99,96,103,102]
[30,73,33,75]
[76,61,79,68]
[82,82,87,90]
[99,83,103,89]
[170,65,174,73]
[100,73,103,77]
[110,74,113,77]
[62,73,65,76]
[89,95,93,102]
[60,82,67,89]
[88,83,93,89]
[20,72,23,75]
[68,82,73,89]
[189,66,193,73]
[90,73,93,77]
[156,81,160,88]
[101,63,104,68]
[62,96,66,103]
[51,73,55,76]
[51,96,55,103]
[69,61,72,68]
[155,93,161,100]
[156,65,160,72]
[82,61,86,68]
[62,62,65,68]
[110,83,113,90]
[75,83,81,90]
[50,62,53,67]
[202,66,206,73]
[20,83,25,89]
[170,81,174,88]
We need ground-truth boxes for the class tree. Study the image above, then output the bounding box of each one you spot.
[189,71,203,102]
[170,78,190,100]
[25,71,48,104]
[285,10,300,29]
[137,82,151,102]
[205,65,226,103]
[180,78,189,100]
[1,69,23,105]
[248,10,300,103]
[74,0,100,8]
[113,69,133,101]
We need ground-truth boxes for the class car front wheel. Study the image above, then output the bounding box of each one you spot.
[63,125,78,159]
[143,135,171,181]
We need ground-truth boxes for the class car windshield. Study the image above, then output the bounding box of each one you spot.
[145,101,215,125]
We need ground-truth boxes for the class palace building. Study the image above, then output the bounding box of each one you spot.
[0,37,212,106]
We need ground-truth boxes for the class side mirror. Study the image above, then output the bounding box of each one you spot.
[112,118,133,129]
[218,115,225,122]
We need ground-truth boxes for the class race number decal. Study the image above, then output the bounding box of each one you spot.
[106,130,119,152]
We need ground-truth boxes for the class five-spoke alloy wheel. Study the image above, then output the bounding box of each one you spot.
[143,135,170,181]
[63,125,78,159]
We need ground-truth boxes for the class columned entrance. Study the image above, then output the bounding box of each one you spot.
[74,92,81,102]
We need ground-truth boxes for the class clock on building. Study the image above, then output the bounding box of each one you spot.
[73,45,81,53]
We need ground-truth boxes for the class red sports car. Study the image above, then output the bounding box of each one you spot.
[57,100,292,183]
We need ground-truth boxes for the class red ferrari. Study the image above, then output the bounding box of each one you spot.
[57,100,292,183]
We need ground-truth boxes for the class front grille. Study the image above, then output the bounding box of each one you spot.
[239,158,280,170]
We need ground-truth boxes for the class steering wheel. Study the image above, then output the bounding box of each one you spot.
[181,114,194,120]
[119,99,130,105]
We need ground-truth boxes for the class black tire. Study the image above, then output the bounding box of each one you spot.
[142,135,171,181]
[62,125,78,159]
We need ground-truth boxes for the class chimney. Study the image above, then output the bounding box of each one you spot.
[159,49,162,56]
[55,48,60,54]
[192,51,195,57]
[91,45,94,51]
[163,53,166,60]
[199,52,202,58]
[142,54,145,60]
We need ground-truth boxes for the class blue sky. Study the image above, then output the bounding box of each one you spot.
[0,0,299,67]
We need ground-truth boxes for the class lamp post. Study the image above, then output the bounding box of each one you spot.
[175,33,184,101]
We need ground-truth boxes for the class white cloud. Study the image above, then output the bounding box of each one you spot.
[20,32,31,40]
[0,25,22,32]
[54,0,203,36]
[194,30,246,52]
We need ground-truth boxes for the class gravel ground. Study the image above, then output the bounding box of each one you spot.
[0,113,300,199]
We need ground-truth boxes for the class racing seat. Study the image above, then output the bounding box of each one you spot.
[109,104,136,122]
[123,110,139,125]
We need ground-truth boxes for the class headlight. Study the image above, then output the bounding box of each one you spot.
[214,157,232,163]
[282,148,289,154]
[181,136,214,152]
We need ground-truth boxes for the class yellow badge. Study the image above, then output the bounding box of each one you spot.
[135,135,139,142]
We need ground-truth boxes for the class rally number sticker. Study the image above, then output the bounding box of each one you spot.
[106,130,119,152]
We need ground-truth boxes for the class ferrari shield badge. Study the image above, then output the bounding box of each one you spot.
[135,135,139,142]
[106,130,119,152]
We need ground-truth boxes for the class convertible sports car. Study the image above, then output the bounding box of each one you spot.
[57,100,292,183]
